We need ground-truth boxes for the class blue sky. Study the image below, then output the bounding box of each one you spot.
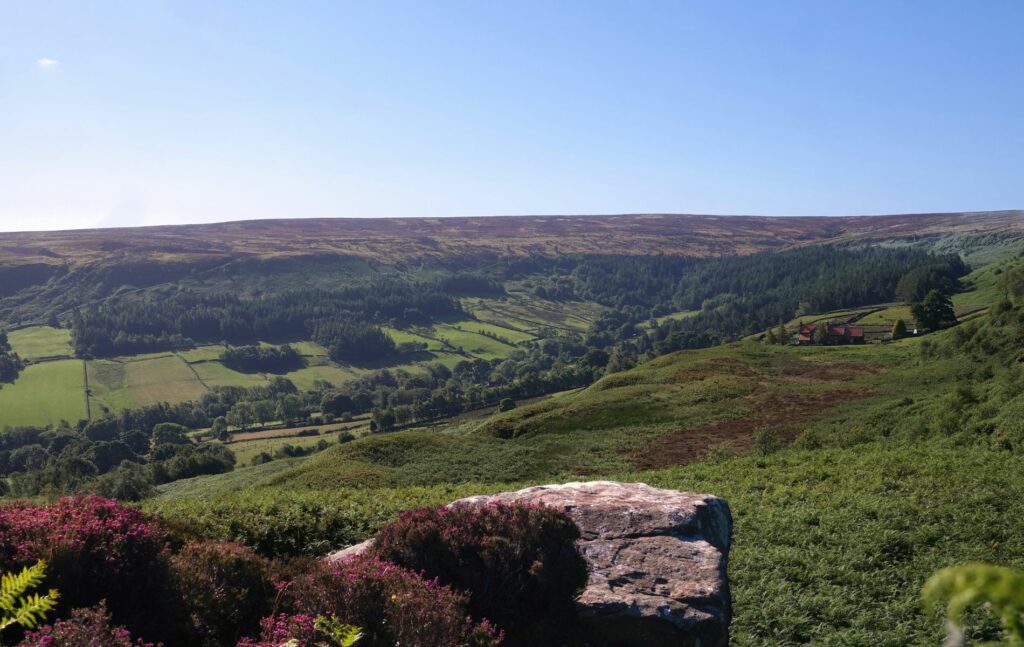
[1,1,1022,232]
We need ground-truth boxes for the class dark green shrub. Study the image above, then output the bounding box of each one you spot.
[752,427,781,456]
[370,503,587,644]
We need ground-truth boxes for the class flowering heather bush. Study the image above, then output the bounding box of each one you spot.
[16,604,156,647]
[236,613,318,647]
[0,496,181,644]
[171,541,274,647]
[369,503,587,643]
[274,557,501,647]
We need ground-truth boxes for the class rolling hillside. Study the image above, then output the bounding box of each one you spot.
[2,211,1021,270]
[149,250,1024,645]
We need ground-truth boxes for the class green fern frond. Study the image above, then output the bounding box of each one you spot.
[314,614,363,646]
[0,561,47,610]
[0,561,60,631]
[923,563,1024,646]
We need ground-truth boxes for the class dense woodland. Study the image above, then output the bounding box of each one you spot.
[70,277,476,358]
[219,344,305,373]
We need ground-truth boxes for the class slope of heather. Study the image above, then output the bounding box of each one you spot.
[1,210,1021,269]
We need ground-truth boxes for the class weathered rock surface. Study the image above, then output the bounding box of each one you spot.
[454,482,731,647]
[329,481,732,646]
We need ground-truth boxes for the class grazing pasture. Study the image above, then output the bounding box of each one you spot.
[383,327,446,351]
[0,359,86,427]
[190,360,268,388]
[856,305,915,326]
[228,432,332,464]
[429,323,517,361]
[123,355,208,405]
[281,364,365,390]
[462,294,603,332]
[6,326,73,359]
[176,344,228,362]
[448,320,535,343]
[87,359,138,413]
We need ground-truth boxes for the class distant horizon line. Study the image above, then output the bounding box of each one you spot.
[0,208,1021,236]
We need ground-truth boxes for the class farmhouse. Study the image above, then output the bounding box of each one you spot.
[794,322,866,345]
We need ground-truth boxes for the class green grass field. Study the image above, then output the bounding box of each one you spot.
[228,432,332,464]
[0,359,86,427]
[176,344,228,362]
[87,359,139,413]
[289,341,331,357]
[122,355,208,405]
[6,326,73,359]
[154,457,311,499]
[448,320,535,343]
[855,304,914,325]
[190,361,268,388]
[430,322,516,360]
[462,294,603,332]
[953,259,1008,313]
[281,364,365,390]
[383,327,446,351]
[86,354,212,414]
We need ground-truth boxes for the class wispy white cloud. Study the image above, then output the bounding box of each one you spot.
[36,58,59,70]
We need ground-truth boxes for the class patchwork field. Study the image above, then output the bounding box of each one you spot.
[429,323,516,361]
[187,360,266,389]
[87,359,140,413]
[462,294,603,332]
[89,354,212,415]
[383,327,446,351]
[124,355,209,405]
[448,321,535,343]
[2,317,546,426]
[6,326,73,359]
[0,359,86,427]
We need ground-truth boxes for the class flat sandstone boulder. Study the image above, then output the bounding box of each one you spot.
[330,481,732,646]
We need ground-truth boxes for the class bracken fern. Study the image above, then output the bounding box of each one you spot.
[923,563,1024,646]
[0,560,59,631]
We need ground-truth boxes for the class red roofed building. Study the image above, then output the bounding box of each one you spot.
[793,322,866,345]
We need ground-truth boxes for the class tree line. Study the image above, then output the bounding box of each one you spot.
[220,344,305,373]
[69,276,477,359]
[0,330,23,385]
